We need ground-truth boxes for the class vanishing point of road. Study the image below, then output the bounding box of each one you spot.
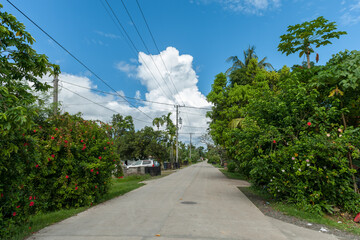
[29,162,338,240]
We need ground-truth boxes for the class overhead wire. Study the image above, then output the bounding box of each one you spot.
[101,0,174,101]
[6,0,154,121]
[59,79,212,111]
[61,86,152,124]
[134,0,191,124]
[119,0,176,98]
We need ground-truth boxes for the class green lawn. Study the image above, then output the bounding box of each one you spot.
[12,175,151,240]
[219,168,360,236]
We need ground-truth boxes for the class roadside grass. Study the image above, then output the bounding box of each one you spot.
[220,168,360,236]
[11,174,152,240]
[219,168,249,181]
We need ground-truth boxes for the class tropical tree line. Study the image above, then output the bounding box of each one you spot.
[111,112,204,164]
[207,16,360,214]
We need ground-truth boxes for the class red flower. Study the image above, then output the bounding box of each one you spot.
[75,183,77,186]
[82,146,86,150]
[98,156,102,160]
[51,136,54,140]
[92,137,95,139]
[22,133,25,136]
[51,154,55,158]
[104,147,106,150]
[66,175,69,179]
[29,227,31,230]
[39,126,42,129]
[273,140,276,143]
[35,164,39,168]
[29,196,32,200]
[95,186,97,189]
[81,140,84,143]
[48,158,51,161]
[29,201,34,207]
[96,171,99,174]
[33,130,36,133]
[91,169,94,172]
[307,122,311,126]
[16,205,20,208]
[13,212,16,217]
[113,159,115,162]
[120,176,123,179]
[24,143,28,146]
[34,196,36,200]
[55,128,58,131]
[107,142,110,144]
[64,140,68,143]
[75,187,78,190]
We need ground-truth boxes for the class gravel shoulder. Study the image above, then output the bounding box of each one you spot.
[239,186,360,240]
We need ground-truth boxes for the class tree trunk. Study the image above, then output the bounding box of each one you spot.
[341,111,358,193]
[306,46,311,69]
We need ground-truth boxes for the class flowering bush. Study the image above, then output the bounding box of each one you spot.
[0,113,122,238]
[29,113,121,210]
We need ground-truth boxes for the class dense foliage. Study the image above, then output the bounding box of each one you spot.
[207,17,360,214]
[0,7,122,237]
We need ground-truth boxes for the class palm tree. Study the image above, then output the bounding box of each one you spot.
[226,45,274,75]
[152,117,165,130]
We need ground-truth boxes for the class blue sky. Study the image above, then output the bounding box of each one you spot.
[2,0,360,143]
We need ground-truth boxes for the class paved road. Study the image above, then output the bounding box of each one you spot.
[30,162,338,240]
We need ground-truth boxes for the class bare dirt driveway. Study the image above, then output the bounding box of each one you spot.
[29,161,339,240]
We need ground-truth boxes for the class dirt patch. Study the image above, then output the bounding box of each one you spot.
[239,187,360,240]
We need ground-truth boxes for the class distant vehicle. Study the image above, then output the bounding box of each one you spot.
[126,159,160,169]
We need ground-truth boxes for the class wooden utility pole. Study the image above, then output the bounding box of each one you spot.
[175,105,179,168]
[53,75,59,115]
[189,133,193,161]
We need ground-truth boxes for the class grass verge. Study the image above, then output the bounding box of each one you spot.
[219,168,360,237]
[12,175,151,240]
[219,168,248,181]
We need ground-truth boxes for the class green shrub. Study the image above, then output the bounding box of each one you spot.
[227,162,236,172]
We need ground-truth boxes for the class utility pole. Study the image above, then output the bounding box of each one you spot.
[189,133,193,161]
[175,105,179,168]
[53,74,59,115]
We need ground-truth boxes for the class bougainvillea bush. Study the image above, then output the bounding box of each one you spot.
[30,113,122,211]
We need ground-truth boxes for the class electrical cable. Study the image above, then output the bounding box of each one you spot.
[61,86,152,124]
[119,0,176,98]
[59,79,212,110]
[102,0,174,101]
[135,0,191,124]
[6,0,154,121]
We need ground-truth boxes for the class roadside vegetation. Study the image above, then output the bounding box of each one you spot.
[207,16,360,219]
[0,5,202,239]
[9,175,150,240]
[219,166,360,236]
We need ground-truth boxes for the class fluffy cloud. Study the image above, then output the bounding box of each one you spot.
[192,0,281,14]
[40,47,211,144]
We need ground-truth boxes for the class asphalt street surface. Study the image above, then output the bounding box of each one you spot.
[29,161,339,240]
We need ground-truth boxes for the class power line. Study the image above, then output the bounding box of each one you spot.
[119,0,176,98]
[135,0,183,102]
[101,0,174,101]
[135,0,191,124]
[59,80,174,107]
[61,86,152,124]
[59,79,212,111]
[6,0,154,121]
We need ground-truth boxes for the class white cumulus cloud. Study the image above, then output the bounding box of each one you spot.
[39,47,211,144]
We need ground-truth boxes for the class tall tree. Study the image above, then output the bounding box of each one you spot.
[226,45,273,74]
[278,16,347,69]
